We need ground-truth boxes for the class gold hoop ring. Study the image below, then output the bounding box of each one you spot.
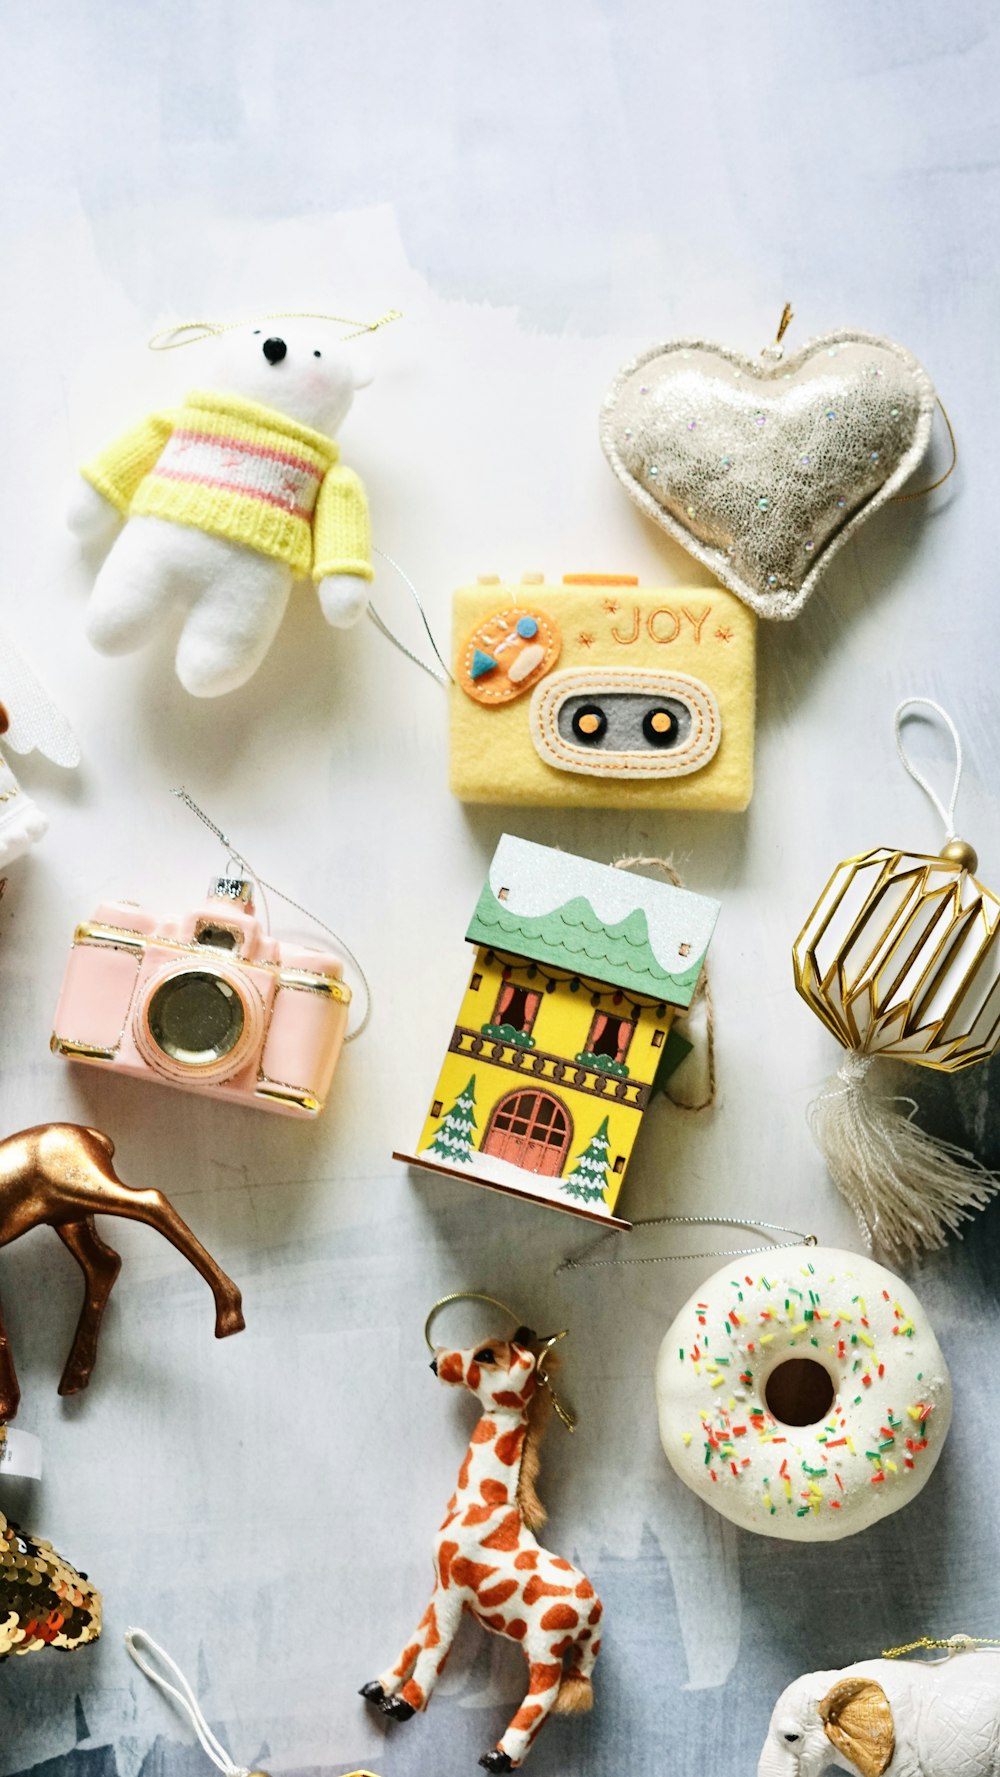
[424,1292,523,1355]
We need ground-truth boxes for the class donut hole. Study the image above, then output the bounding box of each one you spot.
[765,1358,836,1427]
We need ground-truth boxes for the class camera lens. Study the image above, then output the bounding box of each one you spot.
[146,972,246,1067]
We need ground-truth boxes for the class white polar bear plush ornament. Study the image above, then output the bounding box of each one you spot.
[70,321,377,697]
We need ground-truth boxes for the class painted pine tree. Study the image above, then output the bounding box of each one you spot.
[423,1076,478,1166]
[561,1115,610,1204]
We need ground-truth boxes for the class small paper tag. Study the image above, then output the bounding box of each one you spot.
[0,1429,42,1480]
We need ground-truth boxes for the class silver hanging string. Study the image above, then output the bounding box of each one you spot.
[171,788,371,1041]
[555,1215,816,1275]
[894,697,964,842]
[366,546,453,689]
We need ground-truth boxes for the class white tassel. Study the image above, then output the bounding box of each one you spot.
[809,1053,1000,1262]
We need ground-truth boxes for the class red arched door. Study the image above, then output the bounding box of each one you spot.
[483,1089,572,1177]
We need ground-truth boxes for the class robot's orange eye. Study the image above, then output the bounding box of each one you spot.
[571,704,607,744]
[643,706,680,745]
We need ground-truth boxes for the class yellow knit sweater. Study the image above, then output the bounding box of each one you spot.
[82,389,372,581]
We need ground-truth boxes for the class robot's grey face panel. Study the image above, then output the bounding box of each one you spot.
[557,692,694,755]
[530,668,721,779]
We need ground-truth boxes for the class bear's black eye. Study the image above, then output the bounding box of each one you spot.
[313,349,322,358]
[474,1348,496,1364]
[253,329,260,335]
[783,1734,801,1744]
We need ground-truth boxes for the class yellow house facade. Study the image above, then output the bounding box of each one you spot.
[397,836,720,1226]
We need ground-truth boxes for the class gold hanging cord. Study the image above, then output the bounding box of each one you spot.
[775,301,795,346]
[890,399,957,501]
[883,1634,1000,1659]
[149,308,403,350]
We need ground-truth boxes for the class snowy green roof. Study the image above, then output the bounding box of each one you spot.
[467,835,719,1007]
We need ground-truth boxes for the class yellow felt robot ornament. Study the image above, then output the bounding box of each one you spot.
[793,699,1000,1260]
[369,566,757,811]
[450,572,756,811]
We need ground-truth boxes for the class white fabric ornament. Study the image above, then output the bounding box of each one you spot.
[70,312,399,698]
[0,638,80,866]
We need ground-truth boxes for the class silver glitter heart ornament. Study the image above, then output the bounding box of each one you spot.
[600,329,936,619]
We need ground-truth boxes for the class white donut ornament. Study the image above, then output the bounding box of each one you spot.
[656,1245,951,1541]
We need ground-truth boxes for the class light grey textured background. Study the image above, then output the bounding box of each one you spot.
[0,4,999,1774]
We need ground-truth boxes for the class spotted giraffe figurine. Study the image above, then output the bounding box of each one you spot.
[361,1325,602,1770]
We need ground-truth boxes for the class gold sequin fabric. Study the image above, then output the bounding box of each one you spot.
[0,1506,101,1656]
[600,330,936,620]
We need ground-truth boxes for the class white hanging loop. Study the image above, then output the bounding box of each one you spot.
[125,1629,251,1777]
[894,697,963,843]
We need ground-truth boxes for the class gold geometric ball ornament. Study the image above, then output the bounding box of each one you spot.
[793,846,1000,1073]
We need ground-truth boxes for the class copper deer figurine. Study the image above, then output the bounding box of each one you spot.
[0,1123,244,1418]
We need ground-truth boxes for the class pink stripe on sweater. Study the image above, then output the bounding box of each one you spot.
[152,466,314,520]
[171,427,323,476]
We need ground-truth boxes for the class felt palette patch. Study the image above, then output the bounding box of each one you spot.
[450,574,755,809]
[458,602,561,704]
[600,330,936,619]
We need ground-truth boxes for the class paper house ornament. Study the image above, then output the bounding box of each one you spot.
[451,573,756,811]
[395,836,720,1225]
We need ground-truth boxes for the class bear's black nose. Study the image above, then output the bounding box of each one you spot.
[262,336,287,364]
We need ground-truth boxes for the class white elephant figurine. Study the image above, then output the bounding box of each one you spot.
[759,1646,1000,1777]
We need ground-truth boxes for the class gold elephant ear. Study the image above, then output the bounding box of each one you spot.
[819,1678,894,1777]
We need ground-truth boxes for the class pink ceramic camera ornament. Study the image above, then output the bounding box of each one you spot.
[51,876,350,1117]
